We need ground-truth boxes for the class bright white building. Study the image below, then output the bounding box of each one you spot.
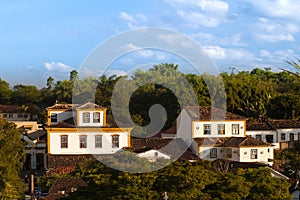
[177,106,274,164]
[46,102,132,155]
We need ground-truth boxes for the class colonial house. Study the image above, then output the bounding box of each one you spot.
[45,102,132,171]
[177,106,274,165]
[246,120,300,150]
[0,104,37,121]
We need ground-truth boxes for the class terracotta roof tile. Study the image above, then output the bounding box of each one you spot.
[46,104,76,110]
[0,104,20,113]
[194,137,230,147]
[246,122,275,131]
[184,106,245,121]
[222,136,271,147]
[76,102,106,110]
[268,119,300,129]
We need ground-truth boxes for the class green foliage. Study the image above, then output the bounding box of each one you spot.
[0,117,25,199]
[63,159,292,200]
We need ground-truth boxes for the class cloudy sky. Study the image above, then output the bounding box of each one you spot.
[1,0,300,87]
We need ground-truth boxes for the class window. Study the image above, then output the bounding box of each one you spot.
[266,135,274,143]
[2,114,7,118]
[82,112,90,123]
[8,114,13,118]
[210,148,217,158]
[256,135,262,140]
[218,124,225,135]
[95,135,102,148]
[251,149,258,159]
[112,135,119,148]
[80,135,87,148]
[93,112,100,123]
[60,135,68,148]
[154,152,158,157]
[17,114,23,118]
[203,124,211,135]
[281,133,285,141]
[51,113,57,123]
[232,124,239,135]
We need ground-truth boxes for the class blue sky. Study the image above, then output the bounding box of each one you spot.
[1,0,300,87]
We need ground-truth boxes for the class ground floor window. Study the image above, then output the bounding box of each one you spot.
[80,135,87,148]
[251,149,258,159]
[112,135,119,148]
[61,135,68,148]
[210,148,217,158]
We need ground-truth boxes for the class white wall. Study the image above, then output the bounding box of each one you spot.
[246,130,277,143]
[77,110,104,127]
[177,109,193,147]
[137,150,170,160]
[193,121,245,138]
[49,111,73,125]
[49,131,129,154]
[277,129,300,142]
[239,147,273,163]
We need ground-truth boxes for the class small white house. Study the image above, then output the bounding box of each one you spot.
[137,149,171,162]
[246,120,300,150]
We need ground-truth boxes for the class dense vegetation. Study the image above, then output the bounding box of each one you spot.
[0,116,25,199]
[39,158,291,200]
[0,64,299,127]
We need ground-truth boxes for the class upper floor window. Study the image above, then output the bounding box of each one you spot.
[218,124,225,135]
[83,112,90,123]
[281,133,285,141]
[95,135,102,148]
[203,124,211,135]
[112,135,119,148]
[251,149,258,159]
[60,135,68,148]
[256,135,262,140]
[210,148,217,158]
[232,124,239,135]
[93,112,100,123]
[51,113,58,123]
[80,135,87,148]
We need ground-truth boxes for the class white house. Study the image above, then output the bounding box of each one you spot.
[137,149,171,162]
[246,120,300,150]
[46,102,132,156]
[177,106,274,164]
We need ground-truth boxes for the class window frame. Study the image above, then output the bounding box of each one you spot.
[256,134,262,140]
[82,112,90,123]
[95,135,102,148]
[79,135,87,148]
[250,149,258,159]
[203,124,211,135]
[60,135,68,148]
[217,124,225,135]
[210,148,217,158]
[50,113,58,123]
[232,124,239,135]
[112,135,119,148]
[281,133,286,141]
[93,112,100,123]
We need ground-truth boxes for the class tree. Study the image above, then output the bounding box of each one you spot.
[12,84,41,105]
[0,79,12,104]
[0,116,25,199]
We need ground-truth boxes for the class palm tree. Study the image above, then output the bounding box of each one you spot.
[281,57,300,77]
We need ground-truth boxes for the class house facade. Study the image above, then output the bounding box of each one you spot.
[177,106,274,165]
[246,120,300,150]
[0,104,37,121]
[45,102,132,170]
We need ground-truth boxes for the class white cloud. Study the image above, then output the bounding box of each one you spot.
[203,45,226,59]
[44,62,73,72]
[164,0,229,27]
[119,12,135,22]
[192,32,247,47]
[254,18,299,42]
[119,11,148,29]
[245,0,300,21]
[203,45,256,61]
[260,49,270,57]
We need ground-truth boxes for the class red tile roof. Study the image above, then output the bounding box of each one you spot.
[246,122,275,131]
[184,106,246,121]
